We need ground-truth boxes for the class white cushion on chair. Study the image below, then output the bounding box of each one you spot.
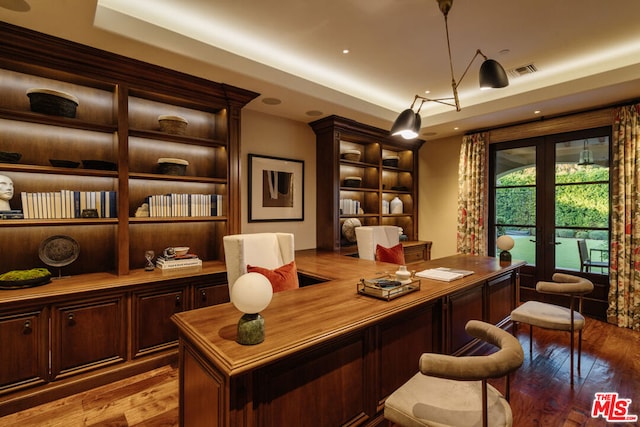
[511,300,585,331]
[384,374,512,427]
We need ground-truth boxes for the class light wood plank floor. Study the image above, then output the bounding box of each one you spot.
[1,318,638,426]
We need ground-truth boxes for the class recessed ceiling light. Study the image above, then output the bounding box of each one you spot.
[534,110,541,114]
[305,110,323,117]
[261,97,282,105]
[454,127,459,131]
[342,49,350,54]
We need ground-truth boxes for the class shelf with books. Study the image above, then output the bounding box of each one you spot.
[311,115,423,252]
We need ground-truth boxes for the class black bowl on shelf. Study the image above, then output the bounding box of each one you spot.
[50,159,80,168]
[0,151,22,163]
[82,159,117,171]
[26,88,79,118]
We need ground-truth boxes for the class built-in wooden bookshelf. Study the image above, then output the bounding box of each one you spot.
[309,115,425,252]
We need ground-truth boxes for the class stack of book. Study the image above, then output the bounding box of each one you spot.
[146,193,223,217]
[155,254,202,270]
[20,190,117,219]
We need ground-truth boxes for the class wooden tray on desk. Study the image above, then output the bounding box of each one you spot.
[357,276,420,301]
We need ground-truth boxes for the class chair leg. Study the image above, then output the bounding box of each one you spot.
[482,379,488,427]
[578,328,583,372]
[529,324,533,356]
[570,299,575,386]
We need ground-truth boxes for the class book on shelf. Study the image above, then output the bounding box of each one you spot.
[0,210,24,220]
[155,256,202,270]
[415,267,474,282]
[20,190,117,219]
[146,193,223,218]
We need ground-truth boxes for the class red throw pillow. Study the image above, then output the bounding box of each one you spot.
[376,243,406,265]
[247,261,300,292]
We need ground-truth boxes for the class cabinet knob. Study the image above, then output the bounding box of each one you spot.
[23,319,32,333]
[68,313,75,324]
[175,295,181,306]
[200,289,207,301]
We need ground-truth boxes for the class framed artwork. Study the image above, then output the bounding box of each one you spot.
[248,154,304,222]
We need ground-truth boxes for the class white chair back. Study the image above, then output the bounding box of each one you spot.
[223,233,295,293]
[355,226,400,261]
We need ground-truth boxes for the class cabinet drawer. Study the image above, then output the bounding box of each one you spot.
[403,245,426,263]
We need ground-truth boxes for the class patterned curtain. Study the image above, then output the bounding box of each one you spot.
[609,103,640,330]
[456,132,488,255]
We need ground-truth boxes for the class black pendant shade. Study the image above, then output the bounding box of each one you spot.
[479,59,509,89]
[390,0,510,139]
[390,109,421,139]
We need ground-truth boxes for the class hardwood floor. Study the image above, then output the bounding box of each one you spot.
[1,318,638,427]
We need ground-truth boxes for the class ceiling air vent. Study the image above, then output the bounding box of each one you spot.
[507,64,538,78]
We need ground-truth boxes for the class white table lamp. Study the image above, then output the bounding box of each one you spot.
[231,272,273,345]
[496,235,515,263]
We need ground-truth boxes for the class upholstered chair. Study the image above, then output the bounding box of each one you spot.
[355,225,401,262]
[384,320,524,427]
[222,233,297,295]
[510,273,593,385]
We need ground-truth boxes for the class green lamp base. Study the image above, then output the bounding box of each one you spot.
[237,313,265,345]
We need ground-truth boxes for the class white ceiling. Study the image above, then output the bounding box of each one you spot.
[2,0,640,139]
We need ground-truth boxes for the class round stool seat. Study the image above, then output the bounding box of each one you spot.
[385,374,512,427]
[511,300,585,331]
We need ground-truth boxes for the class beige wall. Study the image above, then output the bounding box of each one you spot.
[240,109,317,250]
[418,135,462,259]
[240,109,464,256]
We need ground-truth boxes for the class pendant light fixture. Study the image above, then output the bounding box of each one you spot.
[390,0,509,139]
[577,140,594,166]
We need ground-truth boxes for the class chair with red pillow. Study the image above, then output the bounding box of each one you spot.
[355,225,405,264]
[223,233,299,294]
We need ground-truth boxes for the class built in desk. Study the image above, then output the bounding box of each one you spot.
[171,251,524,427]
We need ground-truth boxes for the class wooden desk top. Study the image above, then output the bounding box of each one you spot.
[171,251,524,377]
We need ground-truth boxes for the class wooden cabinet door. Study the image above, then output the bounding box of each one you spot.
[487,273,515,326]
[446,284,484,355]
[192,274,229,309]
[133,284,187,357]
[0,307,48,393]
[51,295,127,380]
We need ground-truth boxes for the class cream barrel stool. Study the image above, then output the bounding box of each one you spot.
[510,273,593,386]
[384,320,524,427]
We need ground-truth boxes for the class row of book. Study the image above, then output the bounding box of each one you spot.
[20,190,117,219]
[146,193,223,217]
[340,198,362,215]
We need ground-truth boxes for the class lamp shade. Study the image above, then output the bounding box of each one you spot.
[496,235,515,251]
[231,272,273,314]
[479,59,509,89]
[390,109,421,139]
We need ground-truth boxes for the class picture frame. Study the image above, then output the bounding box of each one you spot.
[248,154,304,222]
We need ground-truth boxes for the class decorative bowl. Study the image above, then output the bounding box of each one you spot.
[157,157,189,176]
[343,176,362,188]
[82,159,117,171]
[50,159,80,168]
[158,115,189,135]
[341,149,361,162]
[382,155,400,167]
[0,151,21,163]
[26,88,79,118]
[174,246,190,256]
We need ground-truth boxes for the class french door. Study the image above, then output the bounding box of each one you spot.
[489,127,611,296]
